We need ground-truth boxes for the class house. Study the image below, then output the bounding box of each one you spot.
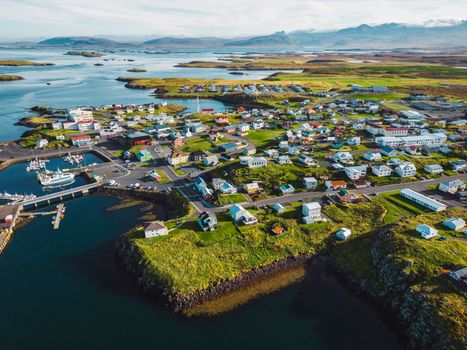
[277,155,292,165]
[219,142,238,153]
[279,184,295,195]
[375,133,447,148]
[449,267,467,282]
[443,218,465,231]
[70,135,92,147]
[439,179,465,194]
[336,189,356,203]
[400,189,447,212]
[299,155,318,166]
[325,181,347,191]
[215,116,230,125]
[271,226,285,235]
[333,152,353,164]
[264,149,279,158]
[344,166,367,180]
[272,203,285,213]
[395,163,417,177]
[219,182,237,194]
[144,221,169,238]
[424,164,443,175]
[380,146,398,157]
[201,186,215,201]
[450,160,467,172]
[224,125,237,134]
[246,157,268,168]
[204,155,219,167]
[336,228,352,241]
[136,149,153,162]
[230,204,257,225]
[126,131,152,146]
[303,177,318,190]
[302,202,321,219]
[198,212,218,232]
[35,139,48,148]
[172,138,184,148]
[195,177,207,192]
[244,182,261,195]
[148,171,161,182]
[415,224,438,239]
[56,134,65,141]
[167,151,189,166]
[405,146,421,156]
[190,150,206,162]
[243,147,256,156]
[212,178,226,190]
[372,165,392,177]
[347,136,361,146]
[364,151,382,162]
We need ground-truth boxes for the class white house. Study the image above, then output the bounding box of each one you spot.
[299,155,318,166]
[400,189,447,212]
[371,165,392,177]
[35,139,48,148]
[246,157,268,168]
[347,136,361,146]
[344,166,367,180]
[303,177,318,190]
[219,182,237,194]
[375,133,447,148]
[204,155,219,167]
[443,218,465,231]
[438,179,465,194]
[272,203,285,213]
[264,149,279,158]
[144,221,169,238]
[424,164,443,175]
[395,163,417,177]
[336,228,352,240]
[363,151,382,162]
[230,204,257,225]
[277,155,292,165]
[333,152,353,164]
[167,151,189,166]
[302,202,321,218]
[415,224,438,239]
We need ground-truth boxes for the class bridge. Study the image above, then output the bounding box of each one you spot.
[18,182,103,208]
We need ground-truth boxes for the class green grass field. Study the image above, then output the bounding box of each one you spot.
[245,129,285,149]
[374,190,430,224]
[180,136,216,152]
[215,193,249,206]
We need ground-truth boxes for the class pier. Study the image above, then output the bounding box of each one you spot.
[52,204,65,229]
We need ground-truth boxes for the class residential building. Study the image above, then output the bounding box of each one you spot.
[277,155,292,165]
[363,151,382,162]
[272,203,285,214]
[443,218,465,231]
[400,189,447,212]
[438,179,465,194]
[302,202,322,223]
[35,139,48,148]
[325,181,347,191]
[167,151,189,166]
[450,160,467,172]
[299,155,318,166]
[375,133,447,148]
[198,212,217,232]
[70,135,92,147]
[424,164,443,175]
[144,221,169,238]
[395,163,417,177]
[244,182,261,195]
[246,157,268,168]
[219,142,238,153]
[380,146,398,157]
[449,268,467,282]
[230,204,257,225]
[190,150,206,162]
[347,136,361,146]
[204,155,219,167]
[344,166,367,180]
[195,177,207,192]
[264,149,279,158]
[136,149,153,162]
[172,138,184,148]
[279,184,295,195]
[372,165,392,177]
[336,189,357,203]
[333,152,353,164]
[126,131,152,146]
[219,182,237,194]
[416,224,438,239]
[336,228,352,240]
[303,177,318,190]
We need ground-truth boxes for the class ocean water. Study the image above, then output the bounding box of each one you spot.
[0,195,403,350]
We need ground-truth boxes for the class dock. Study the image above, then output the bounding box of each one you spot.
[52,204,65,230]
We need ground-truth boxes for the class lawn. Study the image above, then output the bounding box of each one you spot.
[156,169,171,184]
[181,136,216,152]
[374,190,430,224]
[245,129,285,149]
[215,193,249,206]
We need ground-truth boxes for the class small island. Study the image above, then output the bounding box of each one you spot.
[126,68,147,73]
[0,75,23,81]
[65,51,103,57]
[0,59,54,66]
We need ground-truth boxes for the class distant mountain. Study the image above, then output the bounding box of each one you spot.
[38,36,121,47]
[289,21,467,48]
[144,37,224,48]
[224,31,296,48]
[34,21,467,50]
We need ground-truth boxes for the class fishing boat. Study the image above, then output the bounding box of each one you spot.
[37,168,75,187]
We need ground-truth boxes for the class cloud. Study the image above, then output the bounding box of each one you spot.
[0,0,465,40]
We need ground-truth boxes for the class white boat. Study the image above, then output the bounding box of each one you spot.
[37,169,75,186]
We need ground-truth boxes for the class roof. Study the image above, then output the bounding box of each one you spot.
[303,202,321,210]
[71,135,91,140]
[271,226,284,234]
[145,220,166,231]
[400,189,446,211]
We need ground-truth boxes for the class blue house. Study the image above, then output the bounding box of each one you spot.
[220,142,238,153]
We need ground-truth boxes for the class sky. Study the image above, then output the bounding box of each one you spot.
[0,0,465,41]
